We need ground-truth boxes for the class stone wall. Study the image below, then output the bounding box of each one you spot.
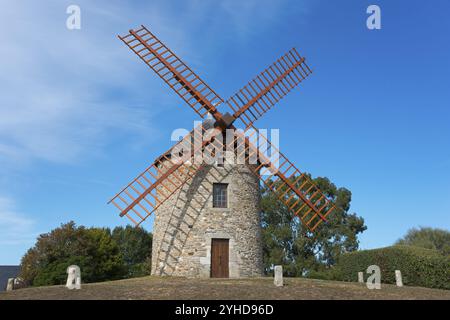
[151,160,263,278]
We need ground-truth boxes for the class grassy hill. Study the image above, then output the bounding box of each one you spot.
[1,276,449,300]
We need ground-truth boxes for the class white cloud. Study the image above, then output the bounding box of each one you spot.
[0,0,310,264]
[0,1,309,168]
[0,1,160,167]
[0,196,37,246]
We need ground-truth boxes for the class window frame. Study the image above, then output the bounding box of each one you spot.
[212,183,228,208]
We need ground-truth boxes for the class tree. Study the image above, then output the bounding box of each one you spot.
[20,222,126,286]
[261,174,366,277]
[111,225,153,277]
[395,227,450,256]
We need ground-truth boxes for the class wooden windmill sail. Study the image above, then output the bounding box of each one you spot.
[110,25,335,235]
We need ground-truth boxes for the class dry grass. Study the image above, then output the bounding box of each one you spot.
[1,276,449,300]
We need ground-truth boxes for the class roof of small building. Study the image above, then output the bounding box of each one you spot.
[0,266,20,292]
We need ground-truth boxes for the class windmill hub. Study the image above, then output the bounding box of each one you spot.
[110,25,335,278]
[214,112,236,130]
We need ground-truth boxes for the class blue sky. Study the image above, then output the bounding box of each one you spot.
[0,0,449,264]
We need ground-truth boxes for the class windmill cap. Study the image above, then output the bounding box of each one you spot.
[153,117,220,165]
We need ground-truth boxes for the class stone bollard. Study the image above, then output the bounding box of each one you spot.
[395,270,403,287]
[358,272,364,283]
[66,265,81,290]
[274,265,283,287]
[6,278,14,291]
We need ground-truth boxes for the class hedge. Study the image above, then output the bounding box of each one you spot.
[337,245,449,290]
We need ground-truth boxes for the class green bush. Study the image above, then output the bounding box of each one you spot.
[20,222,153,286]
[111,225,152,278]
[307,267,343,281]
[21,223,127,286]
[337,245,450,290]
[396,227,450,256]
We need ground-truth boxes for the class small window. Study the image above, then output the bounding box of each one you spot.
[213,183,228,208]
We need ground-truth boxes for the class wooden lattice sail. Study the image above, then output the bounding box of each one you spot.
[111,25,335,233]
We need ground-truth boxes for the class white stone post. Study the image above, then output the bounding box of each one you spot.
[66,265,81,290]
[395,270,403,287]
[6,278,14,291]
[366,265,381,290]
[274,265,283,287]
[358,272,364,283]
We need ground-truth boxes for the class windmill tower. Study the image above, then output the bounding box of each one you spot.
[109,25,336,278]
[151,155,263,277]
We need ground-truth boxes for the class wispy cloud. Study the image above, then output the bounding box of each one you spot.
[0,196,37,246]
[0,0,306,168]
[0,0,304,263]
[0,1,159,167]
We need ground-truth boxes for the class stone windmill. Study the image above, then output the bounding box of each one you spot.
[109,25,336,278]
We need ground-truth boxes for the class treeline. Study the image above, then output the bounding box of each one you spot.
[20,222,152,286]
[260,175,367,276]
[338,245,449,290]
[261,176,449,290]
[18,173,448,290]
[20,173,366,285]
[303,227,450,289]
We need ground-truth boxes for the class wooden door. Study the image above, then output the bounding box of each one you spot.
[210,238,229,278]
